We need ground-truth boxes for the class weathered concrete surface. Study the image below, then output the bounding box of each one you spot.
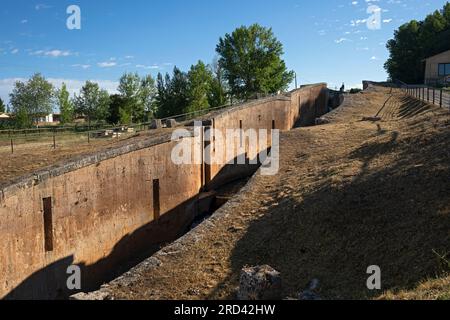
[0,84,330,300]
[1,133,203,299]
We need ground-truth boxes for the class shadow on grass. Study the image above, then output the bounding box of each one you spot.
[208,127,450,300]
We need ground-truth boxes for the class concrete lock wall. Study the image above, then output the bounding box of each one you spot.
[0,83,328,300]
[206,84,328,187]
[0,136,203,299]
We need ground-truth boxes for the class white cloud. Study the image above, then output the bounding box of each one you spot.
[72,64,91,70]
[30,49,73,57]
[35,4,52,10]
[98,61,117,68]
[11,49,19,54]
[20,19,28,24]
[335,38,350,44]
[136,64,160,70]
[350,19,367,27]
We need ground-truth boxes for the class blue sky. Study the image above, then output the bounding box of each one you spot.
[0,0,448,105]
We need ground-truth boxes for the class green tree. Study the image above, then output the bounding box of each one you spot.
[118,73,156,123]
[155,67,189,118]
[9,73,54,127]
[141,74,157,120]
[385,3,450,83]
[186,61,213,113]
[74,81,110,125]
[216,24,294,101]
[108,94,126,124]
[0,98,5,113]
[385,21,422,83]
[118,73,141,124]
[208,58,228,108]
[55,83,74,124]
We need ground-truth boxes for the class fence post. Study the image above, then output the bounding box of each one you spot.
[440,89,443,108]
[422,87,425,101]
[53,128,56,149]
[9,130,13,154]
[433,88,435,105]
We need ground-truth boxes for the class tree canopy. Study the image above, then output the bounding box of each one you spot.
[216,23,294,100]
[55,83,74,124]
[9,73,54,127]
[156,67,190,118]
[385,2,450,83]
[117,73,157,123]
[74,81,110,123]
[208,57,228,108]
[186,61,214,113]
[0,98,5,113]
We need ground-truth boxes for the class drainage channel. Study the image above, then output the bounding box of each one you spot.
[190,177,253,230]
[78,172,258,299]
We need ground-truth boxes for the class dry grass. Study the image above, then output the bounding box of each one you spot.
[96,86,450,300]
[0,128,173,186]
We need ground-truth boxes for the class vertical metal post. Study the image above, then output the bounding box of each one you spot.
[53,128,56,149]
[88,117,91,144]
[433,88,435,105]
[440,89,443,108]
[9,130,13,154]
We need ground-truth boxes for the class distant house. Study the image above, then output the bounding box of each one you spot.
[33,113,61,126]
[0,113,10,122]
[424,50,450,86]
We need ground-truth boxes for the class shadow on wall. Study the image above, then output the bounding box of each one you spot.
[295,87,331,128]
[207,127,450,299]
[4,195,200,300]
[4,152,265,300]
[204,150,270,192]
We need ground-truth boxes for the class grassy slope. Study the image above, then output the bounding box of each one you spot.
[99,87,450,300]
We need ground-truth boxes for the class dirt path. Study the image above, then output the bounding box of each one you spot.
[86,86,450,300]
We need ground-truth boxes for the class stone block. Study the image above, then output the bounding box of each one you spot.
[237,265,282,300]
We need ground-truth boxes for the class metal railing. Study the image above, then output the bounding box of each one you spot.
[399,84,450,110]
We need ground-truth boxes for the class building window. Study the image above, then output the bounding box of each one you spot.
[438,63,450,76]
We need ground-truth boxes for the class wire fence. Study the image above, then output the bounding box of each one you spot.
[0,123,153,155]
[0,91,283,155]
[0,101,241,155]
